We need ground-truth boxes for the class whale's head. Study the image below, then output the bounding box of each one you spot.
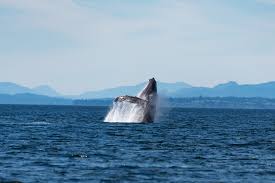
[138,78,157,101]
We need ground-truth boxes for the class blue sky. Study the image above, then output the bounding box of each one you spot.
[0,0,275,94]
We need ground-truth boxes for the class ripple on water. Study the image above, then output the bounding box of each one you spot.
[0,106,275,182]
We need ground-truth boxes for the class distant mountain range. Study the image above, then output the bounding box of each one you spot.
[0,82,61,97]
[78,81,275,99]
[172,81,275,98]
[1,80,275,100]
[79,81,192,99]
[2,80,275,109]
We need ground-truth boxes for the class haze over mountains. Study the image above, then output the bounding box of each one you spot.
[1,80,275,100]
[0,82,61,97]
[79,81,192,99]
[172,81,275,98]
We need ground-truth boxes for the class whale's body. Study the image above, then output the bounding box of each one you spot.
[104,78,158,123]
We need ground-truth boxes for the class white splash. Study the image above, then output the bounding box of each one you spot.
[104,101,146,123]
[104,79,158,123]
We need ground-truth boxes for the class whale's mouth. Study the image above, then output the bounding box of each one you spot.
[104,78,158,123]
[114,96,148,106]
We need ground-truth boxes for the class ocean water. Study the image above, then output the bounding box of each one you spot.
[0,105,274,183]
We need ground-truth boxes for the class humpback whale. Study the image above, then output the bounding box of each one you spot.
[104,78,158,123]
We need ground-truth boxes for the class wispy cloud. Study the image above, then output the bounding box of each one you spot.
[0,0,275,94]
[0,0,209,44]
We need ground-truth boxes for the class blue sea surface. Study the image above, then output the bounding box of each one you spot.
[0,105,274,182]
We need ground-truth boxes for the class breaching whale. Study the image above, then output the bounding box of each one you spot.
[104,78,158,123]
